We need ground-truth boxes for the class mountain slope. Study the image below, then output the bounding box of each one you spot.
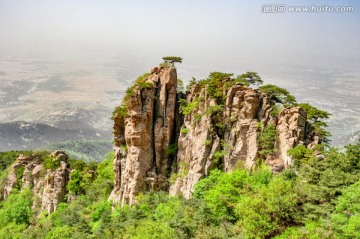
[0,121,111,151]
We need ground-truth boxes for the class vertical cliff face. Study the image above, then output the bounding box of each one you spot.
[111,67,315,203]
[2,151,70,214]
[169,84,274,198]
[168,84,221,199]
[109,67,177,205]
[223,88,272,171]
[276,108,307,165]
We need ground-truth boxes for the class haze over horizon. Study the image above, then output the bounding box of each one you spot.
[0,0,359,147]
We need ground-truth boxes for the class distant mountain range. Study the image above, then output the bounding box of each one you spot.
[41,140,113,162]
[0,121,111,151]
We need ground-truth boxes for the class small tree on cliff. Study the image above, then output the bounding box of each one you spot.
[161,56,183,67]
[259,84,296,106]
[238,71,263,86]
[296,103,332,144]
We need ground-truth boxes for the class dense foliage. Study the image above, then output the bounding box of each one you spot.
[0,140,358,238]
[41,140,112,163]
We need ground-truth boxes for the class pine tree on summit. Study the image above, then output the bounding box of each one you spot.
[161,56,183,67]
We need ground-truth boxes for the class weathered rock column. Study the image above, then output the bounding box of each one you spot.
[109,67,177,205]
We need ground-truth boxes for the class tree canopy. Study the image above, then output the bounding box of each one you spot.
[237,71,263,86]
[161,56,183,67]
[296,103,331,122]
[259,84,297,106]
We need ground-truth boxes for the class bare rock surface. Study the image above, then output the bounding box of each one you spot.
[109,67,177,205]
[1,151,70,214]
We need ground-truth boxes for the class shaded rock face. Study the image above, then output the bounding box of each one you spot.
[109,67,178,205]
[2,151,70,214]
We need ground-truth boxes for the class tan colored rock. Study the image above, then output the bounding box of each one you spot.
[109,67,177,205]
[111,67,317,202]
[2,167,18,200]
[40,165,69,214]
[1,151,69,214]
[169,113,220,199]
[223,87,268,171]
[275,107,307,167]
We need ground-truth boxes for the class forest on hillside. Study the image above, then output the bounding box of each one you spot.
[0,140,359,238]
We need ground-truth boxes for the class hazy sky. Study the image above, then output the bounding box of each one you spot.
[1,0,359,67]
[0,0,359,145]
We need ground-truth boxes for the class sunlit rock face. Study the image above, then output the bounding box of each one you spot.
[110,66,314,203]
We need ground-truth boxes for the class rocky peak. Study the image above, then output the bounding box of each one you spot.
[169,83,275,198]
[110,67,318,204]
[109,66,178,205]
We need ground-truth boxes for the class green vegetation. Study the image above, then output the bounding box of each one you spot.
[297,103,332,143]
[213,150,225,163]
[43,156,60,170]
[257,123,278,159]
[259,84,296,106]
[41,140,112,163]
[0,140,358,238]
[297,103,331,122]
[161,56,183,67]
[180,127,190,134]
[0,151,30,172]
[177,78,185,93]
[237,71,263,86]
[199,72,233,103]
[0,66,355,238]
[186,77,197,91]
[178,98,199,115]
[165,143,178,156]
[332,180,360,238]
[123,73,152,104]
[112,105,128,119]
[205,104,224,116]
[0,187,33,236]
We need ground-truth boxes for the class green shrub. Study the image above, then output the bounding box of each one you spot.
[213,150,225,163]
[0,187,33,225]
[179,98,199,115]
[235,176,297,238]
[181,127,190,134]
[123,73,152,103]
[205,105,224,116]
[112,105,128,119]
[15,165,25,190]
[332,180,360,238]
[193,113,202,122]
[259,84,296,106]
[159,61,172,68]
[237,71,263,86]
[43,156,61,170]
[257,123,277,158]
[165,143,178,156]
